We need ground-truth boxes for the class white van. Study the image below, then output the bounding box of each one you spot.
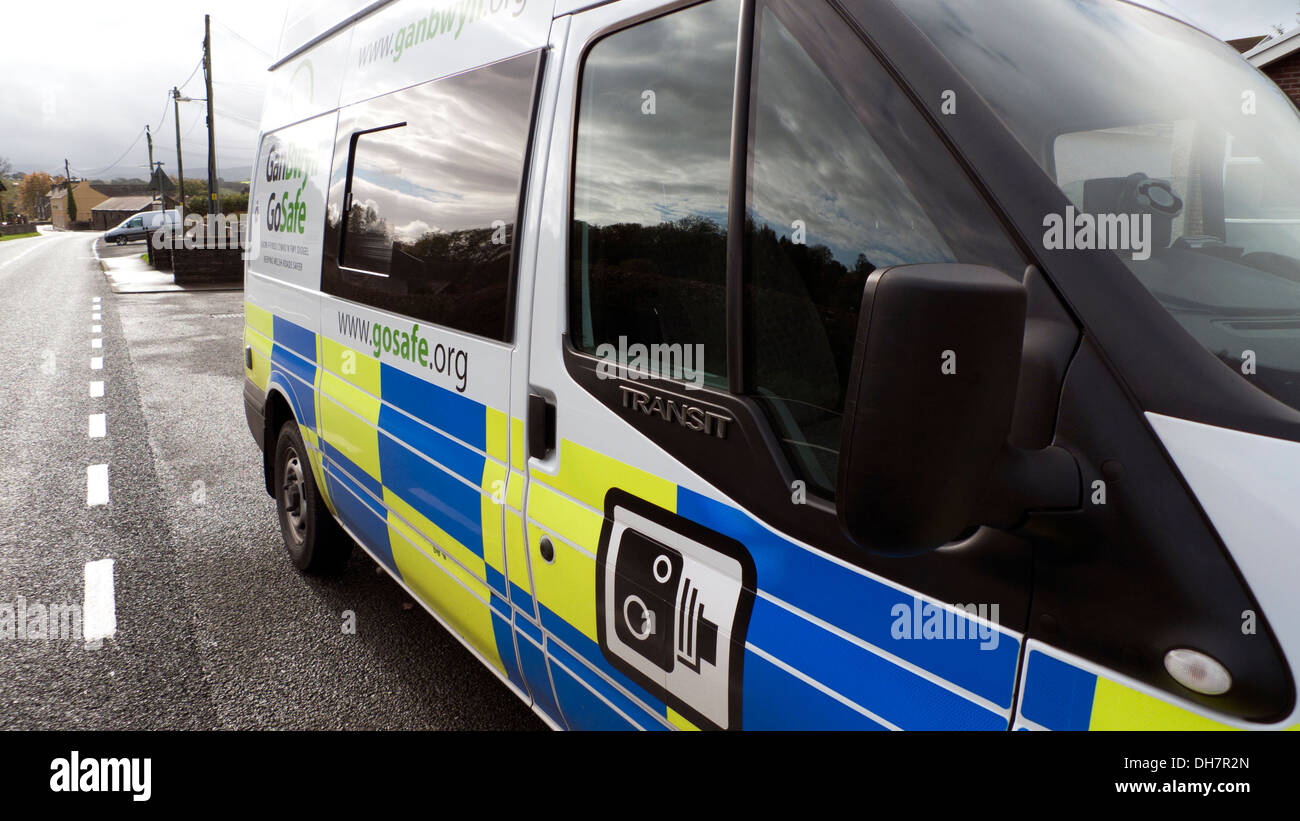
[244,0,1300,730]
[103,208,180,245]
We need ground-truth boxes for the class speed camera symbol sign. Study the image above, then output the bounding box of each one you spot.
[597,491,755,730]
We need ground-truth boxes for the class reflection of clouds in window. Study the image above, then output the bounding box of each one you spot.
[350,56,534,243]
[750,12,950,269]
[573,0,738,229]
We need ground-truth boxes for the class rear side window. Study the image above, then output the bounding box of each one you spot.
[324,51,542,342]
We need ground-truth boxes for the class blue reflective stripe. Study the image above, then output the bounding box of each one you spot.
[322,440,383,501]
[273,315,317,363]
[490,606,526,693]
[677,487,1018,708]
[538,602,662,717]
[271,346,317,430]
[748,597,1006,730]
[381,364,485,452]
[515,612,543,643]
[510,581,536,620]
[515,630,562,725]
[325,464,398,574]
[377,434,482,556]
[1020,650,1097,730]
[377,403,485,486]
[742,650,888,730]
[484,564,507,600]
[549,640,662,730]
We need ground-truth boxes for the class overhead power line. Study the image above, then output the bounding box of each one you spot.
[212,18,273,58]
[70,127,146,177]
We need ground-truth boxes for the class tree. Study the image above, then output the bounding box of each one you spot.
[67,187,78,222]
[18,172,52,218]
[0,156,12,177]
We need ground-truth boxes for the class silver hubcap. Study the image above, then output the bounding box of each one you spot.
[281,449,308,545]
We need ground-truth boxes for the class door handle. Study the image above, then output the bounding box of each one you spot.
[528,393,555,460]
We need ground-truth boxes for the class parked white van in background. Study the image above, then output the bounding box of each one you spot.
[243,0,1300,730]
[103,208,180,245]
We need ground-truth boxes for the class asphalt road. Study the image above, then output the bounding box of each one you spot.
[0,229,542,730]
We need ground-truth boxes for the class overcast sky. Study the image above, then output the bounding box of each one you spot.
[0,0,1297,180]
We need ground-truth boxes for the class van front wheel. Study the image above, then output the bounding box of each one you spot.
[273,421,352,574]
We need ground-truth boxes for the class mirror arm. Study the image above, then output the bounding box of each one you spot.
[977,444,1081,529]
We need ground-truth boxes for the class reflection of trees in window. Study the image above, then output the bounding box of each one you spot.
[345,201,391,272]
[571,215,728,383]
[569,212,874,397]
[339,222,515,340]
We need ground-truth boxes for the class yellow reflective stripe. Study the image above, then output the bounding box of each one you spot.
[510,417,526,471]
[667,708,698,731]
[385,486,485,584]
[244,328,272,391]
[528,481,604,554]
[529,524,598,642]
[1089,678,1236,730]
[311,334,335,514]
[481,460,507,577]
[245,301,273,340]
[486,407,509,463]
[507,469,524,511]
[321,336,380,396]
[319,371,382,483]
[385,488,503,673]
[505,510,531,598]
[532,439,676,513]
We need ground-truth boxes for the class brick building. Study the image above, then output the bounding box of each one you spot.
[1245,28,1300,110]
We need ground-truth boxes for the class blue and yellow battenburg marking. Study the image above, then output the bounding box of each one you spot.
[525,441,1022,731]
[1017,647,1300,731]
[254,305,1237,732]
[245,305,530,699]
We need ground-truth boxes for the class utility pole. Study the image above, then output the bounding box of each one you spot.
[146,125,158,211]
[203,14,220,217]
[64,159,72,226]
[172,87,186,220]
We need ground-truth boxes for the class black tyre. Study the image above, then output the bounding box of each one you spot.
[273,420,352,573]
[115,237,127,246]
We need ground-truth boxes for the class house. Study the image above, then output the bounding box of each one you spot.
[1245,27,1300,109]
[1228,35,1269,54]
[91,195,179,231]
[47,180,109,229]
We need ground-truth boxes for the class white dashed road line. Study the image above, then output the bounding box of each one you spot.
[89,413,106,439]
[91,338,102,349]
[91,357,103,370]
[83,559,117,643]
[87,464,109,506]
[90,381,104,398]
[92,324,102,333]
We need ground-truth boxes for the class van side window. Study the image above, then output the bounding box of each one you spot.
[743,1,1025,497]
[324,50,542,342]
[568,0,739,388]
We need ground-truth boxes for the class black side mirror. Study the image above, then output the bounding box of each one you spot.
[837,263,1077,554]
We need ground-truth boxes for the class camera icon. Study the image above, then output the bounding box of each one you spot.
[597,491,755,730]
[612,531,720,676]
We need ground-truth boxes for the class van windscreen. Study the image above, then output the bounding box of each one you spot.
[886,0,1300,413]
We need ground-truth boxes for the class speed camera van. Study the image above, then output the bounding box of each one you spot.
[243,0,1300,730]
